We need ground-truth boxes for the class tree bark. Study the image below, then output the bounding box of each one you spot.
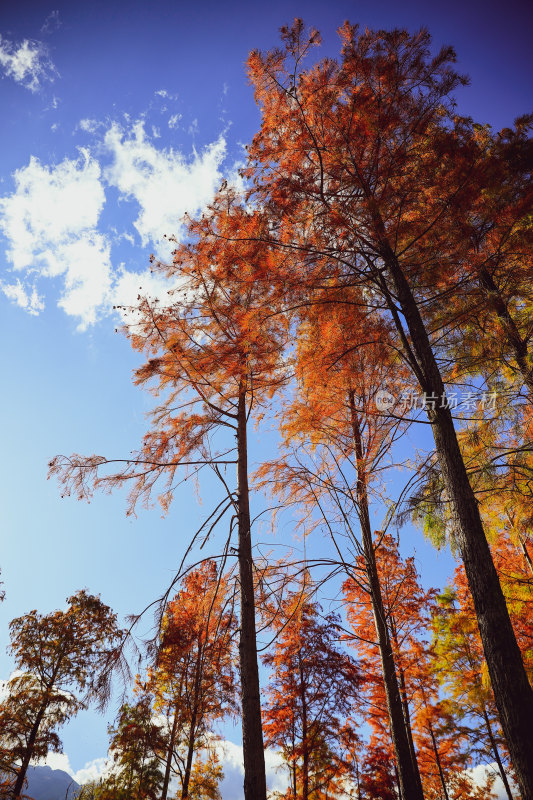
[12,702,47,799]
[427,722,449,800]
[396,661,420,788]
[519,536,533,577]
[181,633,203,799]
[12,655,65,800]
[160,707,180,800]
[236,387,267,800]
[482,706,515,800]
[297,649,310,800]
[376,239,533,799]
[349,393,425,800]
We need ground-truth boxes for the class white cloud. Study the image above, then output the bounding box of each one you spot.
[468,762,517,800]
[0,279,44,315]
[0,151,105,269]
[213,740,287,800]
[78,118,102,134]
[0,34,56,92]
[45,740,286,799]
[168,114,182,130]
[155,89,178,101]
[103,119,226,248]
[112,266,175,308]
[37,752,113,786]
[0,151,112,329]
[73,757,112,785]
[0,119,234,328]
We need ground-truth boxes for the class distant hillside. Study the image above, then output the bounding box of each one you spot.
[25,766,80,800]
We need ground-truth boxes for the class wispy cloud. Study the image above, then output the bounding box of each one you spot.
[103,119,226,247]
[0,33,57,92]
[0,119,233,328]
[0,150,112,328]
[41,10,62,35]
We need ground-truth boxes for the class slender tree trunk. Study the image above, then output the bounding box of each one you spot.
[12,654,66,800]
[396,661,420,787]
[181,634,203,799]
[236,386,267,800]
[12,702,48,799]
[297,650,310,800]
[427,722,449,800]
[373,239,533,798]
[349,393,425,800]
[354,759,362,800]
[161,708,180,800]
[477,266,533,398]
[161,672,185,800]
[394,764,404,800]
[482,706,514,800]
[519,536,533,577]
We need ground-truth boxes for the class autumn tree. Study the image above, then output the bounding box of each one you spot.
[245,20,533,793]
[49,197,288,800]
[258,294,426,800]
[262,581,361,800]
[149,561,236,800]
[183,749,224,800]
[343,534,436,798]
[74,780,110,800]
[102,688,165,800]
[344,534,492,800]
[433,117,533,401]
[432,586,514,800]
[0,590,123,799]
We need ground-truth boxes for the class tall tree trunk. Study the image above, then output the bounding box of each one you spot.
[519,536,533,576]
[161,667,186,800]
[160,707,180,800]
[12,702,47,799]
[297,649,310,800]
[181,633,203,799]
[349,393,425,800]
[481,706,514,800]
[373,238,533,798]
[236,386,267,800]
[396,661,420,786]
[427,722,449,800]
[395,764,404,800]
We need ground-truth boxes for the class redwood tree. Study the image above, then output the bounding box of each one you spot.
[262,583,360,800]
[245,21,533,793]
[49,198,288,800]
[149,561,236,800]
[259,295,425,800]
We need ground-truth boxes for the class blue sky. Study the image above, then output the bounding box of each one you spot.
[0,0,531,794]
